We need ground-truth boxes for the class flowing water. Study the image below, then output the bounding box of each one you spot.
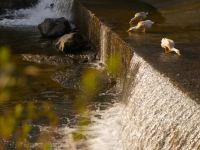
[74,0,200,150]
[1,0,200,149]
[0,0,119,149]
[0,0,73,26]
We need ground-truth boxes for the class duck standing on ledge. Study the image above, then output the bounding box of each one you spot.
[127,20,154,32]
[161,38,181,56]
[129,12,148,25]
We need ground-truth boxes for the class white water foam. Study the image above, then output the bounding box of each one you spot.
[84,52,200,150]
[0,0,73,26]
[50,104,123,150]
[87,103,124,150]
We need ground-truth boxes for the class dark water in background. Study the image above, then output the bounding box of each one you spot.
[79,0,200,101]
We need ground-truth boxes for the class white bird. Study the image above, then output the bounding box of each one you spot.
[129,12,148,25]
[127,20,154,32]
[56,37,65,51]
[56,34,72,51]
[161,38,181,56]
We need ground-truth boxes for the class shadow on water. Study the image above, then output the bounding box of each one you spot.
[79,0,164,33]
[0,27,58,55]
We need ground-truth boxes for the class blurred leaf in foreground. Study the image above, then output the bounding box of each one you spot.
[0,47,58,149]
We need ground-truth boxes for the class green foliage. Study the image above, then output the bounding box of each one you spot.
[0,47,57,149]
[107,52,122,77]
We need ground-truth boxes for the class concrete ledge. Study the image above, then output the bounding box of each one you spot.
[72,0,133,80]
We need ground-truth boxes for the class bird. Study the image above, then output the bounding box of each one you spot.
[129,12,148,25]
[161,38,181,56]
[127,20,154,32]
[56,35,67,51]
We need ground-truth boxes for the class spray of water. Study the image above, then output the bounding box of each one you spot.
[86,52,200,150]
[0,0,73,26]
[87,103,123,150]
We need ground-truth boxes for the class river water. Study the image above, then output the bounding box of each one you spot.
[1,0,200,150]
[77,0,200,150]
[0,0,120,149]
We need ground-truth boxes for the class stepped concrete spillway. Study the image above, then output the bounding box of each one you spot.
[71,0,200,149]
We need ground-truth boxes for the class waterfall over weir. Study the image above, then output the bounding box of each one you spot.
[87,52,200,150]
[72,1,200,149]
[120,54,200,149]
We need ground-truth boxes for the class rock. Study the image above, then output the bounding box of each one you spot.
[51,66,82,90]
[52,64,116,90]
[38,17,71,38]
[65,51,97,63]
[56,32,88,54]
[21,54,74,66]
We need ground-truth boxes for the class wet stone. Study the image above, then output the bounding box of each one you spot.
[21,54,74,66]
[51,65,115,91]
[64,50,97,63]
[38,17,71,38]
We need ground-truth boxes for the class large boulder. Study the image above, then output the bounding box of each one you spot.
[38,17,71,38]
[56,32,88,54]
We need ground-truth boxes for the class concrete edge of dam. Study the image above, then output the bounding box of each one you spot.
[71,0,133,81]
[71,0,196,102]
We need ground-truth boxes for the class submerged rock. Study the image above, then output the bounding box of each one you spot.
[55,32,88,54]
[38,17,71,38]
[21,51,97,66]
[21,54,74,66]
[52,64,116,90]
[52,66,82,89]
[65,50,97,63]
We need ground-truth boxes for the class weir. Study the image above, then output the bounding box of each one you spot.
[71,0,200,149]
[0,0,200,149]
[72,0,134,83]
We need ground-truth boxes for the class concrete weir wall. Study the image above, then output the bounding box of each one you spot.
[71,0,133,78]
[71,1,200,149]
